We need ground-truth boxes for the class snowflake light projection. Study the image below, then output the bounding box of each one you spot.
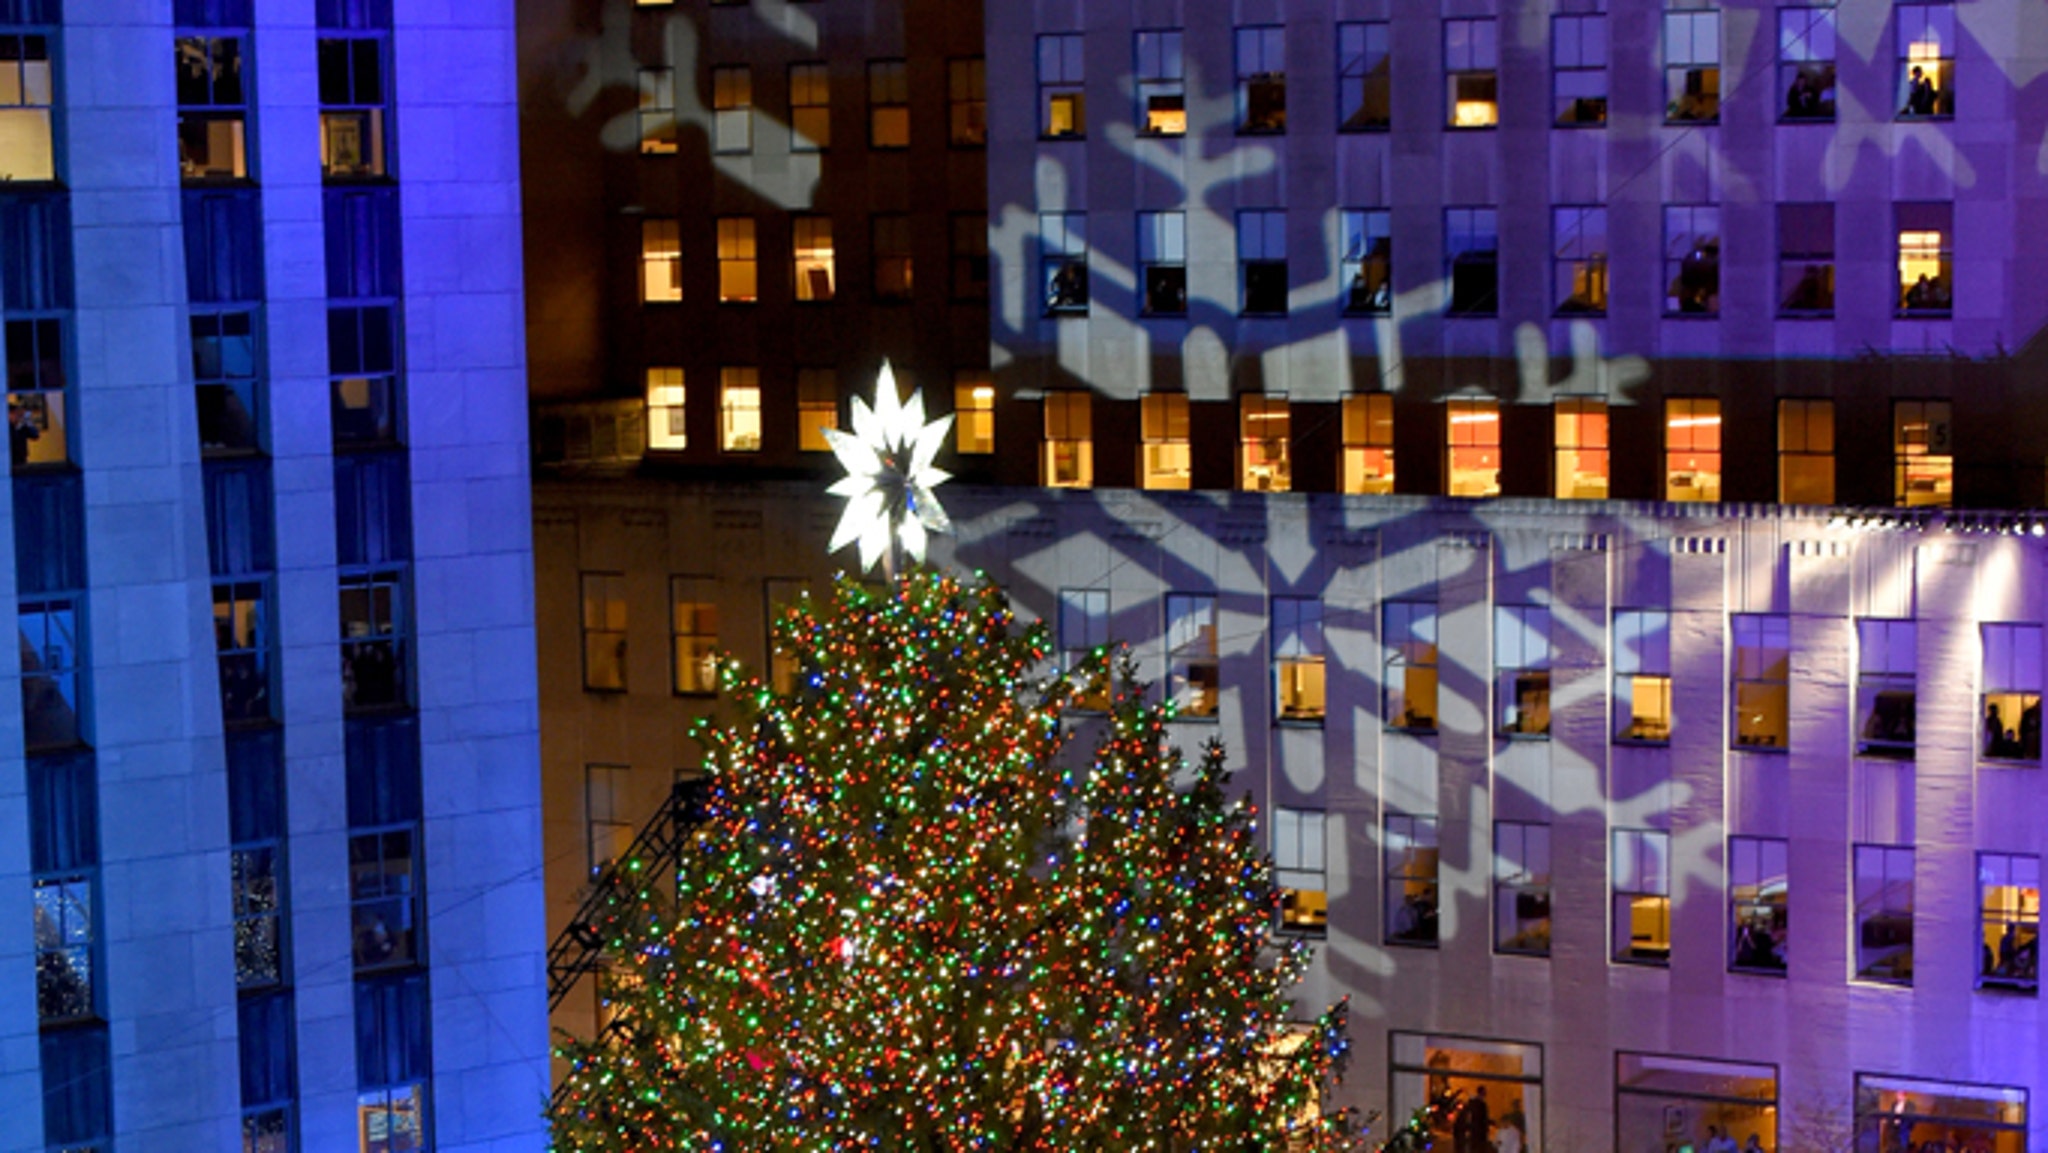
[823,361,954,573]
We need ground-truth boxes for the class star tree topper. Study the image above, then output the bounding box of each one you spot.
[823,361,954,573]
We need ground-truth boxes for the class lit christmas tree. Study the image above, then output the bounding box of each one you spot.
[549,569,1356,1151]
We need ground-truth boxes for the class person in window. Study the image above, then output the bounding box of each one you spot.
[1045,261,1086,311]
[1786,72,1819,119]
[1743,1136,1765,1153]
[8,395,40,467]
[1904,274,1936,311]
[1903,65,1938,116]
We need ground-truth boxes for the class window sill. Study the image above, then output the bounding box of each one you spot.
[1614,736,1671,748]
[1613,955,1670,969]
[1663,117,1720,127]
[582,685,628,696]
[672,690,718,700]
[1852,974,1913,989]
[1141,311,1189,321]
[1729,963,1788,978]
[1977,980,2038,996]
[1240,310,1289,319]
[1980,756,2040,768]
[1777,310,1835,320]
[1856,745,1915,760]
[1385,937,1440,950]
[1777,115,1836,126]
[1276,715,1325,728]
[1896,114,1953,123]
[1554,308,1607,319]
[1236,126,1287,136]
[1339,123,1391,134]
[947,141,987,151]
[343,703,416,719]
[1662,310,1719,320]
[1171,711,1221,724]
[1343,306,1392,317]
[1038,133,1087,142]
[1553,121,1608,130]
[1444,310,1499,320]
[1896,310,1953,320]
[1444,125,1499,132]
[1043,309,1089,319]
[1386,725,1438,737]
[1499,730,1551,742]
[1495,946,1550,959]
[1273,926,1328,940]
[1732,742,1789,754]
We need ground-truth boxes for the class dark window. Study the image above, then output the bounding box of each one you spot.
[205,461,276,577]
[871,213,912,302]
[1138,210,1185,316]
[1339,22,1390,130]
[176,0,255,23]
[1235,25,1285,132]
[1341,209,1390,314]
[238,991,297,1150]
[1385,814,1439,946]
[950,213,987,301]
[1663,204,1719,315]
[176,35,250,181]
[317,0,395,30]
[193,311,261,454]
[333,452,410,567]
[350,827,419,970]
[1778,202,1835,314]
[1446,207,1498,316]
[27,752,97,874]
[14,471,84,595]
[41,1028,112,1152]
[0,192,72,311]
[329,305,401,447]
[1553,15,1608,125]
[324,187,401,300]
[1041,212,1087,315]
[183,190,264,303]
[345,715,420,826]
[1494,821,1551,955]
[1554,206,1608,315]
[1238,209,1287,315]
[318,35,388,178]
[340,568,408,712]
[355,976,429,1150]
[20,596,81,749]
[1732,614,1791,750]
[1857,619,1916,757]
[948,57,985,146]
[1855,843,1914,983]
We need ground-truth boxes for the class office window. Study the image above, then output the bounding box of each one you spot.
[868,60,908,148]
[871,214,912,302]
[1618,1054,1776,1153]
[1165,593,1217,718]
[1041,212,1087,315]
[1729,836,1789,973]
[1554,15,1608,125]
[1236,25,1285,132]
[1342,394,1395,495]
[640,218,681,303]
[1982,623,2042,762]
[349,827,418,970]
[1384,601,1438,731]
[1858,1077,2025,1153]
[228,735,286,989]
[948,57,985,146]
[1140,392,1190,490]
[764,578,810,695]
[318,33,388,176]
[6,316,66,468]
[1135,30,1184,135]
[1239,394,1290,492]
[1612,828,1671,964]
[1495,821,1552,956]
[579,573,626,692]
[1778,202,1834,314]
[1732,614,1790,750]
[1554,206,1608,315]
[1664,10,1720,123]
[1496,605,1552,738]
[1855,844,1914,983]
[33,874,93,1021]
[1340,209,1391,314]
[711,66,750,152]
[951,213,988,300]
[1338,22,1390,130]
[1664,397,1721,502]
[719,367,760,452]
[1274,807,1326,935]
[715,217,756,303]
[645,367,685,451]
[192,311,259,455]
[792,216,834,302]
[789,62,828,151]
[1615,609,1672,743]
[796,368,836,452]
[176,34,249,180]
[1138,210,1186,316]
[0,34,53,180]
[214,580,271,724]
[1897,203,1953,314]
[1446,208,1498,316]
[585,764,630,875]
[1445,18,1499,128]
[1385,815,1439,946]
[1978,853,2040,992]
[1894,400,1953,508]
[1273,597,1324,722]
[19,597,80,749]
[1897,6,1953,118]
[1857,619,1917,758]
[954,370,993,454]
[355,977,429,1152]
[670,576,717,695]
[1446,397,1501,497]
[1038,34,1084,137]
[1237,210,1288,316]
[328,305,400,448]
[339,569,406,711]
[1779,7,1836,121]
[238,991,295,1152]
[1395,1036,1545,1153]
[43,1029,114,1153]
[1058,588,1110,710]
[1778,398,1834,504]
[1041,391,1092,487]
[1554,398,1609,499]
[1664,205,1720,315]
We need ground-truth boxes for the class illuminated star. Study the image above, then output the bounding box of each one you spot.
[823,361,954,572]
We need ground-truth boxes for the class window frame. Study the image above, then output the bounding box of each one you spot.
[1444,17,1500,129]
[1980,622,2042,763]
[1384,600,1439,732]
[579,571,627,693]
[789,61,829,151]
[1342,393,1395,495]
[1495,605,1553,739]
[1140,392,1191,491]
[670,575,717,696]
[1494,820,1552,957]
[1445,207,1499,317]
[1856,618,1916,759]
[1731,613,1791,752]
[1853,842,1915,985]
[1137,209,1186,317]
[1040,211,1088,316]
[867,58,909,148]
[1134,29,1185,136]
[1272,595,1325,724]
[1273,806,1327,936]
[1611,827,1672,966]
[1037,33,1085,139]
[1664,396,1723,502]
[1663,203,1721,316]
[1895,5,1954,120]
[1165,592,1217,719]
[1235,24,1286,133]
[1976,852,2040,994]
[1340,208,1390,315]
[1777,201,1835,316]
[1663,9,1722,124]
[710,64,752,154]
[1553,14,1608,126]
[1239,393,1290,492]
[1614,608,1673,744]
[1553,205,1608,316]
[1338,21,1390,131]
[1729,835,1789,975]
[1778,397,1834,504]
[1384,814,1440,948]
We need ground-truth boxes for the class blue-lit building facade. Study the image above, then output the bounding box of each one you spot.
[0,2,543,1151]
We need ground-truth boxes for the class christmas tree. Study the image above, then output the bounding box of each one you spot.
[550,569,1355,1151]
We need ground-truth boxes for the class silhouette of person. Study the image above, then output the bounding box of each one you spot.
[9,396,40,468]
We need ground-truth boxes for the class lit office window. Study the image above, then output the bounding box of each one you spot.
[716,217,757,303]
[1897,203,1953,314]
[1338,22,1390,130]
[796,368,837,452]
[711,65,751,153]
[1664,397,1721,502]
[1494,821,1552,956]
[1554,206,1608,315]
[1342,394,1395,495]
[789,62,828,150]
[319,31,390,176]
[719,367,761,452]
[1140,393,1190,490]
[176,33,249,179]
[1495,605,1551,738]
[1135,30,1185,135]
[1854,844,1914,984]
[1981,623,2042,762]
[1663,205,1720,315]
[1778,202,1834,314]
[1778,398,1834,504]
[1235,25,1286,132]
[1614,609,1672,743]
[1165,593,1218,718]
[640,218,681,303]
[670,576,717,695]
[1553,14,1608,125]
[1893,400,1952,507]
[948,57,986,146]
[954,370,993,454]
[1444,18,1498,128]
[1239,394,1290,492]
[868,59,909,147]
[1041,391,1092,487]
[1385,815,1439,946]
[1857,1077,2025,1153]
[1038,34,1084,137]
[1778,8,1837,123]
[0,34,54,180]
[1274,807,1327,935]
[1663,9,1720,123]
[1384,600,1438,732]
[1446,208,1498,315]
[1731,614,1790,751]
[1729,836,1789,974]
[1856,619,1917,758]
[645,367,685,451]
[1619,1055,1776,1153]
[1446,397,1500,497]
[1554,398,1609,499]
[1138,210,1186,315]
[1273,597,1324,723]
[792,216,835,302]
[1041,212,1088,315]
[1340,209,1391,314]
[1977,853,2040,993]
[1612,829,1671,965]
[1896,6,1953,118]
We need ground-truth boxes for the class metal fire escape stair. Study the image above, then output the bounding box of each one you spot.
[546,778,709,1013]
